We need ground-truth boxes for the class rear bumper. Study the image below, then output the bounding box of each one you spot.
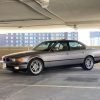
[94,57,100,63]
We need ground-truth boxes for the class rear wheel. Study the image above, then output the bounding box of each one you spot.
[27,59,44,75]
[82,56,94,70]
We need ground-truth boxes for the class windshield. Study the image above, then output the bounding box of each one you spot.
[33,41,56,51]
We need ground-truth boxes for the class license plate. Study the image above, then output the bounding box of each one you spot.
[3,63,6,69]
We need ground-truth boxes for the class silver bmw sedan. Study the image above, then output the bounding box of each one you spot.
[2,40,100,75]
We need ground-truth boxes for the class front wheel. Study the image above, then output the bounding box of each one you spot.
[27,59,44,75]
[82,56,94,70]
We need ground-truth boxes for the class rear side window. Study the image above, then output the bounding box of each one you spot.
[69,41,85,50]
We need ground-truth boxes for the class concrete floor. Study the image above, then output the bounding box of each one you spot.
[0,65,100,100]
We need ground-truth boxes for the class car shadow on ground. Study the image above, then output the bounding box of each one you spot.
[43,66,82,74]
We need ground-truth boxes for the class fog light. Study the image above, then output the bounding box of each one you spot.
[14,67,19,70]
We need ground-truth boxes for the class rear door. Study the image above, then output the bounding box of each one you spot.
[66,41,86,65]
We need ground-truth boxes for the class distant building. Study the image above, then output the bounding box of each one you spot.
[90,31,100,46]
[0,34,6,46]
[0,32,78,47]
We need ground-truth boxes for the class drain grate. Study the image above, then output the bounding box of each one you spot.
[66,77,98,82]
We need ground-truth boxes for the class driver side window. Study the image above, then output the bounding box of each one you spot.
[53,42,68,51]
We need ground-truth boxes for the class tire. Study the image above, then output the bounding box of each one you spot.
[82,56,94,70]
[27,59,44,75]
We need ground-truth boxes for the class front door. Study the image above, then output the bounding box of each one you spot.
[42,41,69,67]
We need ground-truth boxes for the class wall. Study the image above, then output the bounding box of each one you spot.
[0,47,31,60]
[78,29,91,46]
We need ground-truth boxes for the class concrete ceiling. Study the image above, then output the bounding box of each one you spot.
[0,0,100,28]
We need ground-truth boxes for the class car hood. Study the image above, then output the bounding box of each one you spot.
[3,50,39,58]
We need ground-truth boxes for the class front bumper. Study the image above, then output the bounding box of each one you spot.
[3,62,28,71]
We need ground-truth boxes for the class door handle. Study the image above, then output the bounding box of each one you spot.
[82,51,85,54]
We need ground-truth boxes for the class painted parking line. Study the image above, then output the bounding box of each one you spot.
[94,67,100,69]
[56,74,100,76]
[14,84,100,90]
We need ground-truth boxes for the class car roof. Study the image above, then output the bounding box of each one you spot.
[45,39,79,42]
[44,39,86,46]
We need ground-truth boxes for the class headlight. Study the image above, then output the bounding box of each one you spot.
[17,57,29,63]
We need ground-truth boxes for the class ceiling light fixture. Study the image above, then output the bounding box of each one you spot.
[35,0,50,8]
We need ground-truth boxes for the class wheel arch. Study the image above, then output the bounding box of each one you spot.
[27,57,45,67]
[84,55,95,62]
